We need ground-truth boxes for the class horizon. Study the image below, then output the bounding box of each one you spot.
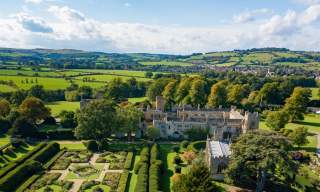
[1,0,320,54]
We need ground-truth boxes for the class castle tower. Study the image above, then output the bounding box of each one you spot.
[242,112,259,133]
[156,96,166,112]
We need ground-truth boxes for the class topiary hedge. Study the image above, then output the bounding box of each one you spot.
[124,152,134,170]
[149,143,162,192]
[0,160,43,191]
[134,163,148,192]
[29,142,60,163]
[117,170,129,192]
[15,172,43,192]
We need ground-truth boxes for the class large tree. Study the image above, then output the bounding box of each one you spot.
[175,78,192,104]
[0,98,11,117]
[227,84,250,106]
[224,131,296,192]
[265,110,289,131]
[28,85,46,100]
[146,78,172,101]
[162,80,178,109]
[290,126,309,147]
[258,82,281,105]
[19,97,50,123]
[283,87,311,122]
[207,80,228,108]
[75,99,117,141]
[9,117,39,138]
[117,105,143,141]
[189,79,207,107]
[172,156,216,192]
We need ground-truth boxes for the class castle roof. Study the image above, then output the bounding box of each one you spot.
[209,140,231,158]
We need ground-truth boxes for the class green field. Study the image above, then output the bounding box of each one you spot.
[75,74,151,82]
[0,135,10,147]
[46,101,80,116]
[0,84,16,92]
[311,88,319,100]
[57,141,86,150]
[128,97,147,103]
[140,61,193,67]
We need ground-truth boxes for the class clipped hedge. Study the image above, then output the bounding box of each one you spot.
[43,149,65,169]
[124,152,134,170]
[134,163,148,192]
[149,143,162,192]
[46,129,75,140]
[29,142,60,163]
[0,160,43,191]
[0,142,46,179]
[15,172,43,192]
[134,146,150,174]
[117,170,129,192]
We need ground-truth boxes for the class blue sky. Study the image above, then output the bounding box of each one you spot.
[0,0,320,53]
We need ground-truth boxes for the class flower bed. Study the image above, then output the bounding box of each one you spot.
[26,173,73,192]
[96,151,127,170]
[71,164,99,177]
[51,150,92,170]
[103,172,121,190]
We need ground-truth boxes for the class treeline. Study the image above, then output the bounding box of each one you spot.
[146,73,317,111]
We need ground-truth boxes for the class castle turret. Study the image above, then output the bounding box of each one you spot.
[242,111,259,133]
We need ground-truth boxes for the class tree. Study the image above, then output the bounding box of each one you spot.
[181,151,196,165]
[147,126,160,141]
[224,131,296,192]
[0,117,11,134]
[117,105,143,141]
[145,71,153,78]
[65,90,80,101]
[19,97,50,123]
[175,78,192,104]
[28,85,46,100]
[290,126,309,147]
[59,110,77,128]
[207,80,228,108]
[9,117,39,138]
[265,110,289,131]
[146,78,172,101]
[162,80,177,109]
[0,98,10,117]
[10,90,27,105]
[75,99,117,142]
[172,156,216,192]
[227,84,250,106]
[258,82,281,105]
[78,86,93,99]
[105,77,129,101]
[283,87,311,122]
[189,79,206,107]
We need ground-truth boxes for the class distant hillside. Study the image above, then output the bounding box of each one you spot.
[0,47,319,72]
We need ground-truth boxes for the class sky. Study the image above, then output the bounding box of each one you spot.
[1,0,320,54]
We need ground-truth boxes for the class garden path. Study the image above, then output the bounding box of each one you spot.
[69,179,84,192]
[90,153,100,164]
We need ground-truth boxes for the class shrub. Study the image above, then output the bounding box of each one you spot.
[124,152,134,170]
[173,155,182,165]
[98,139,108,151]
[30,142,60,163]
[174,165,181,173]
[149,163,161,192]
[139,147,150,163]
[46,129,75,140]
[86,140,99,152]
[150,143,159,164]
[118,170,129,192]
[0,160,43,191]
[42,116,56,125]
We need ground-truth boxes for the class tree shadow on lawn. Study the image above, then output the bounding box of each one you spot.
[295,121,320,128]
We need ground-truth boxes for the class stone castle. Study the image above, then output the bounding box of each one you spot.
[144,96,259,179]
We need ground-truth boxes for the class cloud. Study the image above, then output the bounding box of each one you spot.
[15,12,53,33]
[48,6,85,22]
[1,5,320,53]
[233,8,272,23]
[124,3,131,7]
[25,0,42,4]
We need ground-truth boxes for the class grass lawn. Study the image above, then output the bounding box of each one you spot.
[159,144,178,192]
[65,163,104,180]
[0,84,16,92]
[259,114,320,152]
[128,97,147,103]
[139,61,193,67]
[310,88,319,100]
[46,101,80,117]
[57,141,86,150]
[0,135,10,147]
[36,184,65,192]
[128,155,140,192]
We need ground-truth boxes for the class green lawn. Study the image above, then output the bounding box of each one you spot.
[140,61,193,67]
[65,163,104,180]
[311,88,319,100]
[57,141,86,150]
[128,97,147,103]
[46,101,80,117]
[84,184,110,192]
[259,114,320,151]
[0,84,16,92]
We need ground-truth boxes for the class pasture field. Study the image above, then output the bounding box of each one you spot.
[242,52,274,63]
[75,69,150,78]
[128,97,147,103]
[46,101,80,116]
[139,60,193,67]
[0,84,16,92]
